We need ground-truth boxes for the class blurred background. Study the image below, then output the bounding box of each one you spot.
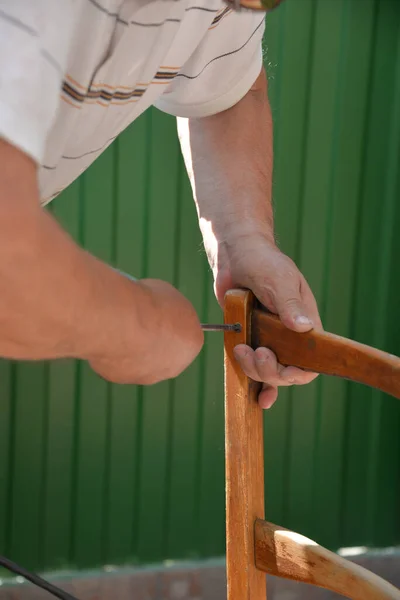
[0,0,399,585]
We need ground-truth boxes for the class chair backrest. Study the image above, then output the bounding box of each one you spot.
[224,289,400,600]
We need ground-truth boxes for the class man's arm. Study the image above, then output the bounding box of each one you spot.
[178,67,322,408]
[178,67,274,259]
[0,139,203,383]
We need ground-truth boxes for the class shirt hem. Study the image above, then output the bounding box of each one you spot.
[154,52,262,119]
[0,103,43,164]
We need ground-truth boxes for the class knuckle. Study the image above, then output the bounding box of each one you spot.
[281,296,302,312]
[254,347,271,361]
[284,295,302,305]
[256,364,275,382]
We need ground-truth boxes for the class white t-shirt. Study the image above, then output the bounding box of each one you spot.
[0,0,265,204]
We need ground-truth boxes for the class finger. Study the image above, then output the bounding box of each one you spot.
[258,384,278,409]
[233,346,280,408]
[280,365,319,385]
[254,356,316,387]
[237,345,293,385]
[300,277,324,331]
[234,345,291,384]
[233,344,264,382]
[255,275,314,334]
[275,291,314,333]
[253,346,285,382]
[254,346,316,386]
[235,345,302,387]
[235,344,319,387]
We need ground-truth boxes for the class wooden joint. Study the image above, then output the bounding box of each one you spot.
[254,519,400,599]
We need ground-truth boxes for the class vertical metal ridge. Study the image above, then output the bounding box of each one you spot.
[312,0,348,548]
[341,0,379,548]
[319,0,348,325]
[362,0,392,545]
[132,110,152,560]
[162,144,184,557]
[338,0,379,547]
[296,0,317,263]
[348,0,380,341]
[5,363,16,560]
[284,0,318,537]
[366,7,400,543]
[39,363,50,570]
[69,175,86,567]
[101,140,119,564]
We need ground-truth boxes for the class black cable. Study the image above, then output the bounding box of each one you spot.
[0,555,80,600]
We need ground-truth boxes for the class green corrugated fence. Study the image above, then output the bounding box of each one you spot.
[0,0,399,573]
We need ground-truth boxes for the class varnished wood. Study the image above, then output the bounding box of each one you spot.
[224,289,400,600]
[252,309,400,399]
[255,519,400,599]
[224,290,266,600]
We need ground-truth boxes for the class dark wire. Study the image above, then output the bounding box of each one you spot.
[0,556,80,600]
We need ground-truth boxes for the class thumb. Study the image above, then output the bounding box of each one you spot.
[264,281,314,332]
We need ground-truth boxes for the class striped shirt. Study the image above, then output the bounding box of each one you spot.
[0,0,265,204]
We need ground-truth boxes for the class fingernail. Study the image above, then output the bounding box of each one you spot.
[260,398,273,409]
[295,315,313,326]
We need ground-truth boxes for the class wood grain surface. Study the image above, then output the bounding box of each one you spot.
[255,519,400,599]
[224,290,266,600]
[252,309,400,399]
[223,290,400,600]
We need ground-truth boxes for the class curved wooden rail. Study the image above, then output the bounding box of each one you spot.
[255,519,400,599]
[223,289,400,600]
[252,308,400,399]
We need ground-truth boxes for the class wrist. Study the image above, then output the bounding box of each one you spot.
[200,207,275,244]
[200,217,276,271]
[76,263,148,362]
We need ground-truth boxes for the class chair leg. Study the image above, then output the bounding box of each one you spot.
[224,289,267,600]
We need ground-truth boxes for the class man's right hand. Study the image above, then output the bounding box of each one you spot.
[88,278,204,385]
[0,139,203,385]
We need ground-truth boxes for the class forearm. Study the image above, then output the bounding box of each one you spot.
[178,67,274,261]
[0,139,146,361]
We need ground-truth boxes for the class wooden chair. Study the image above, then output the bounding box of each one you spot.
[224,289,400,600]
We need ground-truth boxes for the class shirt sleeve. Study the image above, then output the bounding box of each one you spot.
[0,1,76,164]
[154,9,266,119]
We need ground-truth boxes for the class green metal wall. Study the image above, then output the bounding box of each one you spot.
[0,0,399,573]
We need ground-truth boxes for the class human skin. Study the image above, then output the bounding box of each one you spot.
[179,67,323,408]
[0,138,203,385]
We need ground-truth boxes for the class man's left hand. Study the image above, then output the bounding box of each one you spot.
[212,234,323,409]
